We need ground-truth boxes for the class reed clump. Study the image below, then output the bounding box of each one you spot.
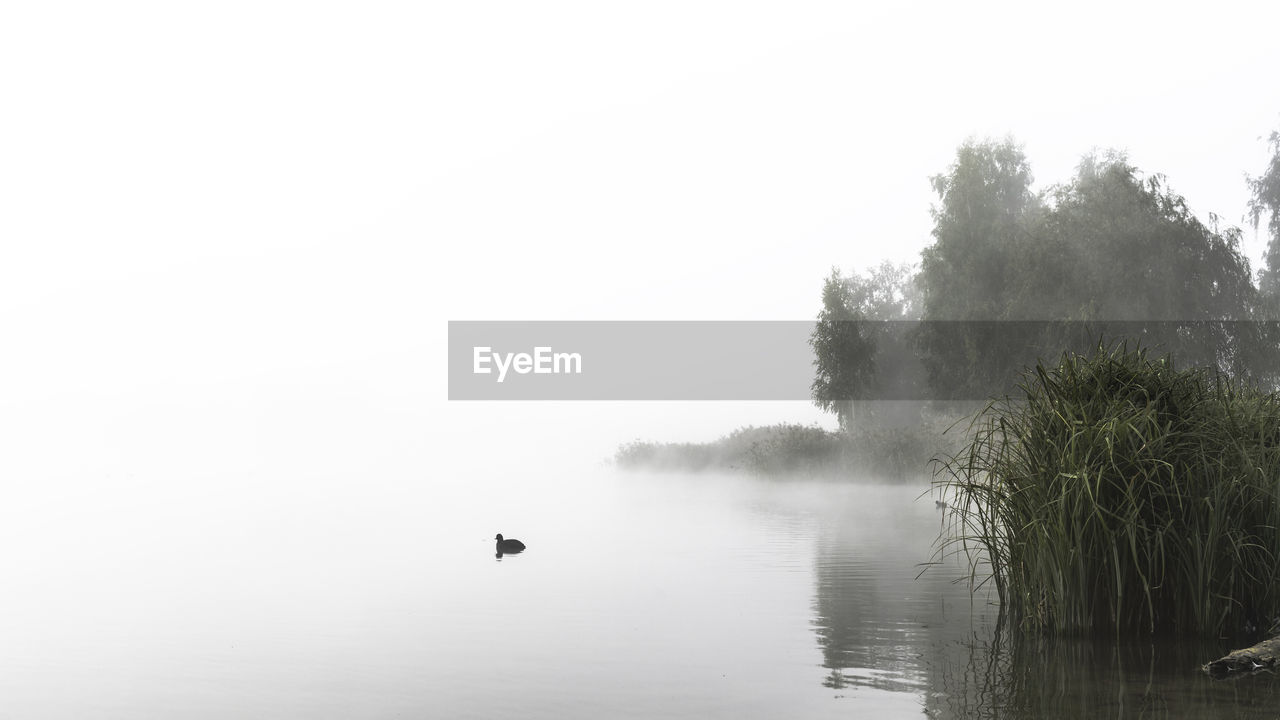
[937,343,1280,637]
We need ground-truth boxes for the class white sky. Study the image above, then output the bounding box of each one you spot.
[4,2,1280,467]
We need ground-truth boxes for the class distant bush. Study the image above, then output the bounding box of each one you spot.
[613,439,726,472]
[615,414,961,480]
[936,343,1280,637]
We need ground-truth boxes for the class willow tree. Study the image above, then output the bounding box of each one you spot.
[1035,154,1263,377]
[915,141,1268,398]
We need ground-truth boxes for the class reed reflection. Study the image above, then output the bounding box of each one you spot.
[804,490,1280,718]
[921,617,1280,719]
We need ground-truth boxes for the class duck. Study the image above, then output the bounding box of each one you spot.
[495,533,526,553]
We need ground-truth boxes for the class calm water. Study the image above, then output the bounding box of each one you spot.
[2,464,1279,718]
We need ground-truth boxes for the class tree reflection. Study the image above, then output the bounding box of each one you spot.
[808,505,956,696]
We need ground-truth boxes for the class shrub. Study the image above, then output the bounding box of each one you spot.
[936,343,1280,636]
[616,417,959,480]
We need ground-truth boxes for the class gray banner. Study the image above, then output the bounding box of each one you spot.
[447,320,1279,401]
[449,321,814,400]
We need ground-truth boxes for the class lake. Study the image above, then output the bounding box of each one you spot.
[2,463,1278,718]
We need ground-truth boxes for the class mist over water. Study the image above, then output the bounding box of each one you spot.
[4,387,1279,718]
[8,2,1280,716]
[414,464,973,719]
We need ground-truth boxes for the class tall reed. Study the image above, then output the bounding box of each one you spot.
[936,343,1280,636]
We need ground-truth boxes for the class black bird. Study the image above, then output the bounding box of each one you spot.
[495,534,526,553]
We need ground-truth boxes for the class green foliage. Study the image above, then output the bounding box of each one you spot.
[1038,155,1266,379]
[613,439,725,472]
[915,139,1043,399]
[615,424,844,475]
[809,263,926,423]
[921,138,1039,322]
[935,343,1280,637]
[842,261,922,322]
[914,142,1268,399]
[810,269,877,428]
[615,419,958,480]
[1043,155,1257,324]
[1250,131,1280,308]
[743,424,850,476]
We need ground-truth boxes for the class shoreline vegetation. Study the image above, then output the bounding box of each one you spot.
[620,134,1280,647]
[613,407,970,480]
[935,343,1280,639]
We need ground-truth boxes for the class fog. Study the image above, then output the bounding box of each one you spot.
[8,5,1280,457]
[6,2,1280,717]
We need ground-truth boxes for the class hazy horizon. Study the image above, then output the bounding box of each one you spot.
[6,3,1280,716]
[8,4,1280,460]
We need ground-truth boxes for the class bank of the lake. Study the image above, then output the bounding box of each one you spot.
[614,410,969,480]
[938,344,1280,639]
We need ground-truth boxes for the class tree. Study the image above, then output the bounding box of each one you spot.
[914,141,1268,399]
[920,138,1040,321]
[845,262,926,409]
[915,138,1043,399]
[1249,131,1280,309]
[844,261,922,322]
[1037,154,1262,377]
[1044,154,1255,321]
[810,269,876,429]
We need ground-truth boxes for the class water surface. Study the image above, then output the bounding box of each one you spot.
[1,465,1276,718]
